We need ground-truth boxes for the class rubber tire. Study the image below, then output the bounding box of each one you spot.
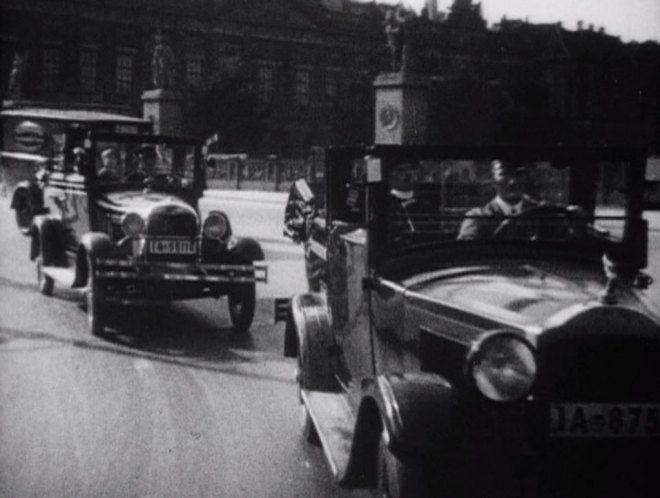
[228,282,256,334]
[86,257,107,336]
[15,196,33,236]
[36,258,54,296]
[377,435,424,498]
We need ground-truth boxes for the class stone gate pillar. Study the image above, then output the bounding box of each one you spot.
[373,72,429,145]
[142,89,183,136]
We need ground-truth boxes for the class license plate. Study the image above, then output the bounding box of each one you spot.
[148,239,197,256]
[550,403,660,438]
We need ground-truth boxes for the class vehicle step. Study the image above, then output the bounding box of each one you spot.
[42,266,76,288]
[301,389,355,481]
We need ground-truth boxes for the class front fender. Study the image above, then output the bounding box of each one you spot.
[30,215,66,265]
[228,237,265,263]
[71,233,117,288]
[11,181,44,211]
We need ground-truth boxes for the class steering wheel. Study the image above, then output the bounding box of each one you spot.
[144,173,182,188]
[491,204,588,241]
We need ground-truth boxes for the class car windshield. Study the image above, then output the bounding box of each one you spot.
[93,139,197,188]
[382,157,631,248]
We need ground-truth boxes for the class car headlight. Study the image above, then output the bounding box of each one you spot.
[121,212,145,236]
[203,211,230,240]
[467,332,536,402]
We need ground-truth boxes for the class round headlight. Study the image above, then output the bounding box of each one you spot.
[203,211,229,240]
[468,333,536,402]
[121,212,145,236]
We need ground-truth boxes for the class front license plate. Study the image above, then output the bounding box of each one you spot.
[148,239,197,256]
[550,403,660,438]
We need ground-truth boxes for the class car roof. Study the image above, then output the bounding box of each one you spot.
[1,107,149,124]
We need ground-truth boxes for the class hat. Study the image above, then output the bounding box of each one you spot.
[101,147,119,158]
[491,159,527,181]
[136,145,157,159]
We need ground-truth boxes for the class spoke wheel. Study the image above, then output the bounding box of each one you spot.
[228,282,256,334]
[15,197,33,235]
[36,258,54,296]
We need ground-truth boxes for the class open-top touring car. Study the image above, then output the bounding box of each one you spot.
[29,131,266,335]
[281,144,660,497]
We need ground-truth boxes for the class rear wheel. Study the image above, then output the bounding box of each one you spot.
[15,196,32,235]
[36,257,54,296]
[228,282,256,334]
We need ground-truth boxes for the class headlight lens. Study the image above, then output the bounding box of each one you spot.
[203,211,229,240]
[469,333,536,402]
[121,212,145,236]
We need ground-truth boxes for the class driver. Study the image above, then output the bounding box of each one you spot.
[457,160,538,240]
[126,145,157,181]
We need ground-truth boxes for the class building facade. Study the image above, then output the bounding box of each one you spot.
[2,0,659,157]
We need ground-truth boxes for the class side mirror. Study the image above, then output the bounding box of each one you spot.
[283,179,316,243]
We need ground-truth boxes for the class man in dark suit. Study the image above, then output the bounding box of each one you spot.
[457,160,538,240]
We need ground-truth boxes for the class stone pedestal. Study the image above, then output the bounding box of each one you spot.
[373,72,429,145]
[141,89,183,136]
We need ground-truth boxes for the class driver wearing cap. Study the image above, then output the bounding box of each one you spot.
[126,145,157,181]
[457,160,538,240]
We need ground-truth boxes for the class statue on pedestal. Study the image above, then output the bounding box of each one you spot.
[384,6,414,73]
[8,51,28,99]
[152,32,176,91]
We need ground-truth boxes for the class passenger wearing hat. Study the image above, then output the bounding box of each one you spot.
[456,160,538,240]
[69,147,88,178]
[98,147,120,181]
[387,162,431,238]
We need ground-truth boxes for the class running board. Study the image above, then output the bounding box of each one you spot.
[301,389,354,482]
[42,266,77,289]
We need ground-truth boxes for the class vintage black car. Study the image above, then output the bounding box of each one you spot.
[29,131,266,335]
[281,145,660,497]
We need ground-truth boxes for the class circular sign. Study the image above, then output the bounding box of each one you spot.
[379,105,400,131]
[13,120,47,152]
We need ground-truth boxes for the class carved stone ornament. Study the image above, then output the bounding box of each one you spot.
[379,104,401,130]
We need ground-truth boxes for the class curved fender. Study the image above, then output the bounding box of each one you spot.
[342,372,458,486]
[228,236,265,262]
[30,215,67,265]
[11,181,44,211]
[286,293,337,392]
[71,232,117,288]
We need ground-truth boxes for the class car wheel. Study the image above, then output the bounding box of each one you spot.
[228,282,256,334]
[36,257,54,296]
[15,197,33,236]
[377,434,423,498]
[86,257,107,336]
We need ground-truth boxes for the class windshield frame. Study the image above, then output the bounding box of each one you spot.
[82,131,205,196]
[323,145,649,275]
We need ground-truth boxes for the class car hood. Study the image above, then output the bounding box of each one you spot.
[403,264,613,330]
[97,190,196,219]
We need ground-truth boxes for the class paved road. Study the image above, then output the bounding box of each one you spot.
[0,194,370,498]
